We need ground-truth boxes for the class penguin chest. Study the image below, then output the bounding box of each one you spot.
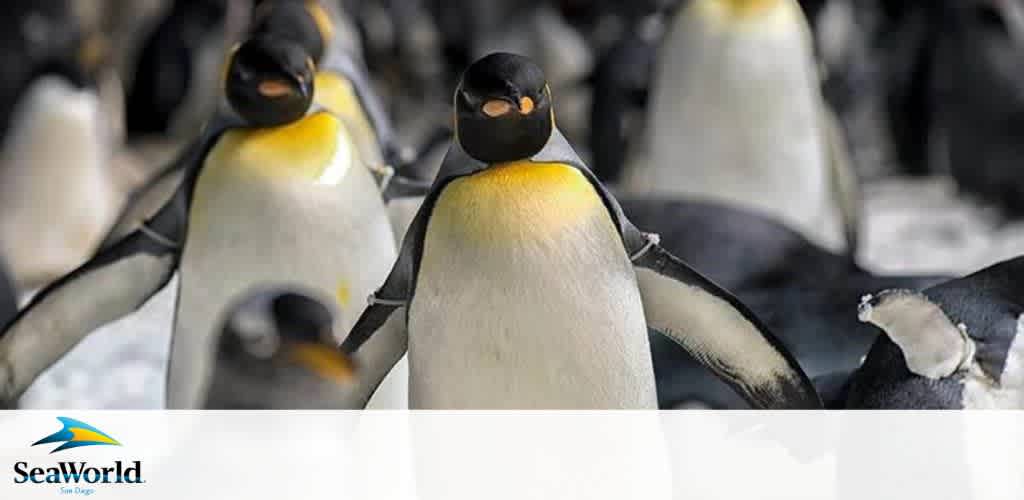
[169,114,397,407]
[410,162,656,409]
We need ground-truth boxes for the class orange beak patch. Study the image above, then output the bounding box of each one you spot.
[483,99,513,118]
[286,342,356,384]
[258,80,294,98]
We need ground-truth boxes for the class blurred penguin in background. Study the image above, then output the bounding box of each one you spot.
[206,287,359,409]
[0,0,130,292]
[622,0,860,256]
[930,0,1024,215]
[125,0,250,141]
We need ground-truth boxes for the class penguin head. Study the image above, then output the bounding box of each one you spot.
[455,53,554,163]
[218,289,356,388]
[251,0,334,65]
[225,36,315,128]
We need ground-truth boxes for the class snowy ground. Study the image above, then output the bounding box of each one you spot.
[17,176,1024,409]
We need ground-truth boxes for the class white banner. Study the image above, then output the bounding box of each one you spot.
[0,411,1021,499]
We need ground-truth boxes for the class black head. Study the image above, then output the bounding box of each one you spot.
[455,53,554,163]
[225,35,315,127]
[251,0,333,65]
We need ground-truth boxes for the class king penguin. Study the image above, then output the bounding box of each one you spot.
[340,52,820,410]
[0,30,405,409]
[845,256,1024,409]
[621,0,860,255]
[0,1,126,291]
[205,286,358,409]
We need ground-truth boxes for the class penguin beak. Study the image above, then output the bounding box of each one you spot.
[482,99,513,118]
[285,342,357,384]
[258,76,312,100]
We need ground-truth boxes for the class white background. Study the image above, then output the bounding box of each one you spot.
[1,411,1022,500]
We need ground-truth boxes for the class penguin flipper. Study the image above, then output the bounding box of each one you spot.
[631,241,823,409]
[99,152,190,250]
[821,107,861,259]
[99,114,234,251]
[339,301,402,356]
[0,188,186,406]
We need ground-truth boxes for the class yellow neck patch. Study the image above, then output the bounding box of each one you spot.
[204,112,340,181]
[432,162,604,245]
[314,72,363,120]
[693,0,785,21]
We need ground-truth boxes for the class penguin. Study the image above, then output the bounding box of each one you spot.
[125,0,249,139]
[652,270,951,409]
[205,287,358,409]
[845,256,1024,409]
[929,0,1024,214]
[103,0,414,249]
[0,1,128,292]
[0,33,405,410]
[621,0,860,256]
[611,196,956,408]
[340,52,821,409]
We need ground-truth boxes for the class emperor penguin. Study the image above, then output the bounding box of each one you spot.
[0,32,405,409]
[205,287,358,409]
[341,52,821,410]
[849,256,1024,409]
[0,2,126,291]
[621,0,860,255]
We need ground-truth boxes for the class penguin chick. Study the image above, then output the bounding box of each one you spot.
[205,288,358,409]
[847,257,1024,409]
[341,52,820,410]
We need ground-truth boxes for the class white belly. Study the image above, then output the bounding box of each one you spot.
[0,77,118,289]
[624,1,842,250]
[167,158,402,408]
[408,167,657,409]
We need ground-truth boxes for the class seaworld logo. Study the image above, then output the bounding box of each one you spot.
[12,417,145,489]
[31,417,121,454]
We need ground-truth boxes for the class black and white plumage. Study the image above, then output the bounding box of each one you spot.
[621,196,950,408]
[0,8,410,409]
[0,0,127,291]
[845,257,1024,409]
[342,53,820,410]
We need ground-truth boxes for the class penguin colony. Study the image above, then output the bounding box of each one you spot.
[0,0,1021,410]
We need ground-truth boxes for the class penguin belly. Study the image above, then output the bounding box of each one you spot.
[0,76,118,290]
[624,2,842,251]
[167,115,402,408]
[409,162,657,409]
